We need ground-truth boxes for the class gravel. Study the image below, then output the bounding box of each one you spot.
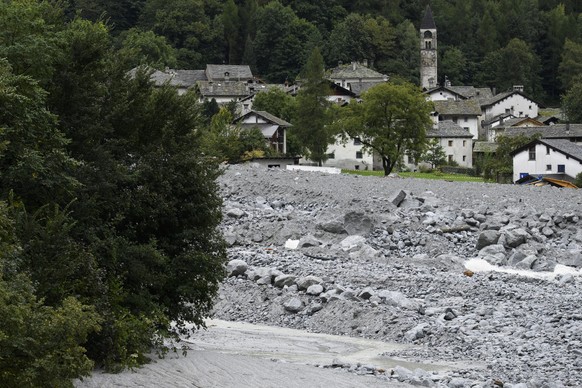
[214,164,582,387]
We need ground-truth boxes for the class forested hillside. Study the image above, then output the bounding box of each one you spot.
[69,0,582,104]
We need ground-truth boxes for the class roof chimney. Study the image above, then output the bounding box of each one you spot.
[362,59,368,67]
[224,71,230,81]
[444,75,451,87]
[513,85,524,92]
[352,61,357,71]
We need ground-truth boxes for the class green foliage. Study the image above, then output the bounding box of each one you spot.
[0,202,101,388]
[421,138,447,169]
[562,76,582,123]
[336,82,433,176]
[558,39,582,91]
[574,171,582,188]
[482,134,539,182]
[294,47,334,166]
[117,28,177,69]
[252,88,297,123]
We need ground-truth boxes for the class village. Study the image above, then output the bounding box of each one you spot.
[144,5,582,187]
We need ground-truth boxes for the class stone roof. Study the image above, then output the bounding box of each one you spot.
[511,138,582,162]
[197,81,252,97]
[149,69,207,88]
[206,64,253,81]
[480,90,541,108]
[421,5,436,29]
[348,81,383,96]
[433,99,482,116]
[473,141,499,153]
[327,62,388,81]
[540,139,582,161]
[428,120,473,138]
[234,110,292,127]
[505,124,582,139]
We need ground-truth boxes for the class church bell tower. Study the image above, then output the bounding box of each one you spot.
[420,5,437,90]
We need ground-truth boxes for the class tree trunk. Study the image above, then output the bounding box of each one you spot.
[382,156,394,176]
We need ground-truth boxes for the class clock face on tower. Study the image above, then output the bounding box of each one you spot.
[421,50,436,67]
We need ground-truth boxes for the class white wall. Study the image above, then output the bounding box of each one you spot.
[438,137,473,167]
[426,90,460,101]
[323,137,374,171]
[440,116,480,139]
[512,143,582,182]
[485,94,538,120]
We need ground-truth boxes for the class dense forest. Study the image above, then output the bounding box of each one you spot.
[67,0,582,105]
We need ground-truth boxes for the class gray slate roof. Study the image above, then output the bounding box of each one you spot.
[348,81,383,96]
[480,90,541,108]
[197,81,252,97]
[428,120,473,138]
[327,62,388,81]
[511,138,582,162]
[433,99,482,116]
[150,69,207,88]
[421,6,436,29]
[505,124,582,139]
[234,110,292,127]
[206,64,253,81]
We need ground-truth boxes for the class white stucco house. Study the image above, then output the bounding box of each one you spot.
[323,137,375,171]
[480,88,540,121]
[511,138,582,183]
[432,100,482,140]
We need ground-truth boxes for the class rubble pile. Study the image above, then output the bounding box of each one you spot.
[213,164,582,387]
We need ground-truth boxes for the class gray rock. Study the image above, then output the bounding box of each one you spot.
[542,226,555,237]
[226,259,248,277]
[389,190,407,207]
[478,244,507,265]
[226,208,246,219]
[273,274,297,288]
[358,287,375,300]
[283,297,303,313]
[509,250,528,266]
[504,228,530,248]
[318,218,345,234]
[297,235,322,248]
[343,211,373,236]
[378,290,421,311]
[306,284,324,296]
[404,323,428,341]
[296,275,323,291]
[515,255,538,270]
[476,230,501,250]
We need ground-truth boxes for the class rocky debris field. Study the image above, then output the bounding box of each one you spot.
[213,164,582,388]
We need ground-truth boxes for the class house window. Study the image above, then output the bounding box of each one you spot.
[529,105,532,109]
[505,109,510,114]
[519,111,523,116]
[464,117,468,122]
[327,152,335,159]
[546,164,552,171]
[463,127,469,131]
[463,155,466,162]
[546,146,550,155]
[448,155,453,163]
[452,117,458,123]
[354,165,360,170]
[558,164,565,173]
[353,138,362,145]
[528,146,536,161]
[356,151,363,159]
[408,155,414,164]
[463,140,466,147]
[448,140,453,147]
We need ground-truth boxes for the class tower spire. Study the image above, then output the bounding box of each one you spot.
[421,5,436,30]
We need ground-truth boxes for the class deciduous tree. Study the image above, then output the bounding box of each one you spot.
[336,82,433,176]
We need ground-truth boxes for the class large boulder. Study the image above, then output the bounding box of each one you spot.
[297,275,323,291]
[503,228,530,248]
[273,274,297,288]
[283,297,304,313]
[318,218,345,234]
[226,259,248,277]
[478,244,507,266]
[476,230,501,250]
[343,211,373,236]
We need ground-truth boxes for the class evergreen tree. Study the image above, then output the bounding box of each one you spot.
[294,47,333,166]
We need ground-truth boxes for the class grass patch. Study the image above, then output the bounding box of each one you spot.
[343,169,484,182]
